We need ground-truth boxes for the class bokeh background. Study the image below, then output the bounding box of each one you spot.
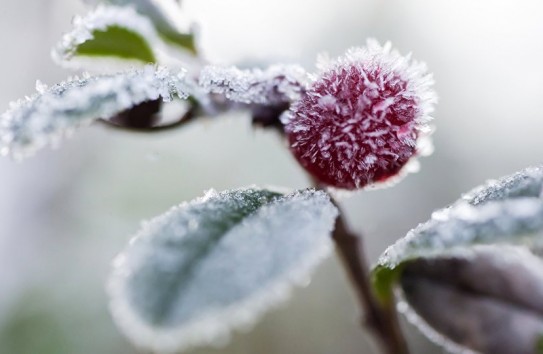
[1,0,543,353]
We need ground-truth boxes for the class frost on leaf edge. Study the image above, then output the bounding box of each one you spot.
[52,5,168,69]
[0,66,188,160]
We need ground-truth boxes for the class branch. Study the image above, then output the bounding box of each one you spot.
[96,101,197,133]
[317,184,410,354]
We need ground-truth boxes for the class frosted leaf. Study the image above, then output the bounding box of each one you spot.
[372,195,543,305]
[372,175,543,353]
[82,0,196,53]
[458,165,543,206]
[199,65,311,105]
[375,198,543,274]
[0,66,188,159]
[53,5,163,69]
[108,188,338,353]
[373,168,543,283]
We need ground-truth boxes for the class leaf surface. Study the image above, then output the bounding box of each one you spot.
[81,0,197,54]
[54,6,166,68]
[108,188,338,353]
[75,25,156,63]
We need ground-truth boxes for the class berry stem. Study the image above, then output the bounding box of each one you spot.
[317,184,410,354]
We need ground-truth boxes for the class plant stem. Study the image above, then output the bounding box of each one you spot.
[97,105,196,133]
[323,189,410,354]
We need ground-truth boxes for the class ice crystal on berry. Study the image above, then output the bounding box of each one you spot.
[286,40,437,189]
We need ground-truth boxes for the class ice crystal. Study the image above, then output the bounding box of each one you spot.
[377,166,543,268]
[53,5,164,69]
[459,165,543,206]
[108,188,337,353]
[199,65,311,105]
[376,198,543,270]
[286,39,437,189]
[0,66,188,159]
[83,0,191,39]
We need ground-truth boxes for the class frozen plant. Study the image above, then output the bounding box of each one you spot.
[2,1,543,354]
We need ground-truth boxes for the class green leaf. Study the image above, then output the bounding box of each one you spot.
[75,25,156,63]
[108,188,338,353]
[53,6,165,69]
[88,0,198,54]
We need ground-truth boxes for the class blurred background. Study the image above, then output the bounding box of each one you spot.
[1,0,543,353]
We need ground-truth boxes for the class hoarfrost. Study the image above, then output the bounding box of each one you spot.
[53,5,163,69]
[376,198,543,270]
[82,0,192,39]
[108,188,338,353]
[459,165,543,206]
[0,66,188,159]
[199,65,311,105]
[374,166,543,267]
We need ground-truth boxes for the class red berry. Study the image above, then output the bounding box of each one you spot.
[286,40,436,190]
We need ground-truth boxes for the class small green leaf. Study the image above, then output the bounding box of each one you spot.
[75,25,156,63]
[53,6,165,69]
[89,0,198,54]
[108,188,338,353]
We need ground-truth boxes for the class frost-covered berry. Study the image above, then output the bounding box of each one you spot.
[285,40,437,190]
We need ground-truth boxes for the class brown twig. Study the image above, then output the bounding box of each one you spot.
[316,183,409,354]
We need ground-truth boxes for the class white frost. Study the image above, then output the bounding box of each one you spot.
[318,39,437,127]
[53,5,164,70]
[82,0,192,36]
[0,66,188,159]
[376,198,543,270]
[199,65,311,105]
[459,165,543,206]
